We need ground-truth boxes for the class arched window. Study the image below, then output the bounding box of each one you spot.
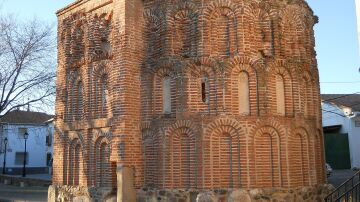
[96,142,109,187]
[73,144,81,185]
[72,27,85,60]
[71,80,77,120]
[201,75,209,103]
[220,133,232,188]
[171,132,196,189]
[238,72,250,115]
[276,74,286,116]
[100,75,108,117]
[211,15,232,57]
[303,82,309,116]
[289,130,311,187]
[180,133,191,188]
[290,134,305,186]
[69,140,81,186]
[255,132,281,187]
[144,136,156,187]
[77,82,83,120]
[174,19,191,56]
[163,77,171,114]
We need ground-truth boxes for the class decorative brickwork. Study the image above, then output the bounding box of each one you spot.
[53,0,327,201]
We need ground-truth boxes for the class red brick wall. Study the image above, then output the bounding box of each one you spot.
[53,0,325,191]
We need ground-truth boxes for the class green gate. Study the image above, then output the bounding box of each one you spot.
[324,133,351,169]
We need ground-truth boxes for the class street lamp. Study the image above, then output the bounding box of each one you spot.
[22,132,29,177]
[2,137,8,174]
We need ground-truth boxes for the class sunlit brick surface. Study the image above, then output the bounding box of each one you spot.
[54,0,326,192]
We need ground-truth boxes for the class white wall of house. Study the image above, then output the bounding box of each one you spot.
[0,122,53,174]
[322,102,360,168]
[348,115,360,168]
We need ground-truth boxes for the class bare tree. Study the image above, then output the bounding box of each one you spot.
[0,15,56,117]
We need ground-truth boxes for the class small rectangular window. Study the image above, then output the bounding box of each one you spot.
[46,153,52,166]
[46,135,52,146]
[202,82,206,103]
[15,152,28,165]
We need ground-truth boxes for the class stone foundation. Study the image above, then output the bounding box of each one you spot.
[48,185,116,202]
[136,184,334,202]
[48,184,334,202]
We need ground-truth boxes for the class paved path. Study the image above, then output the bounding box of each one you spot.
[0,184,48,202]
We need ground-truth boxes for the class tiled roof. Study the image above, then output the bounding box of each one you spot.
[321,94,360,112]
[0,110,54,125]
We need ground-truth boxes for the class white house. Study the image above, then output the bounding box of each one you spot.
[0,110,54,175]
[322,94,360,169]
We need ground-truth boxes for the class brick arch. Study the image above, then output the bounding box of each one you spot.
[92,129,112,145]
[144,8,164,60]
[252,125,283,188]
[167,2,199,57]
[151,57,183,76]
[92,60,112,79]
[68,138,83,186]
[299,70,315,117]
[185,57,218,77]
[88,12,113,62]
[141,127,161,188]
[91,61,112,119]
[69,11,86,24]
[244,2,273,57]
[228,56,262,116]
[167,2,198,24]
[279,6,305,31]
[68,131,86,154]
[163,120,198,189]
[93,135,111,188]
[203,118,245,189]
[203,0,241,57]
[70,19,86,64]
[203,0,242,20]
[152,58,183,115]
[66,69,84,121]
[185,57,219,113]
[143,8,162,32]
[279,5,309,58]
[289,127,311,187]
[268,60,294,117]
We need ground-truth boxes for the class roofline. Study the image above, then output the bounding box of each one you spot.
[0,122,47,126]
[322,100,359,112]
[56,0,90,16]
[44,118,54,124]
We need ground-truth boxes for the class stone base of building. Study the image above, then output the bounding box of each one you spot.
[48,184,334,202]
[48,185,117,202]
[137,185,334,202]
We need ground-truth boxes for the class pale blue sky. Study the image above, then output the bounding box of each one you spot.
[2,0,359,94]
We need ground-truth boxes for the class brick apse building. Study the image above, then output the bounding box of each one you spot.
[49,0,332,201]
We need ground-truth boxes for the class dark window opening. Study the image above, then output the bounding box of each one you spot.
[15,152,28,165]
[47,153,52,166]
[202,81,206,103]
